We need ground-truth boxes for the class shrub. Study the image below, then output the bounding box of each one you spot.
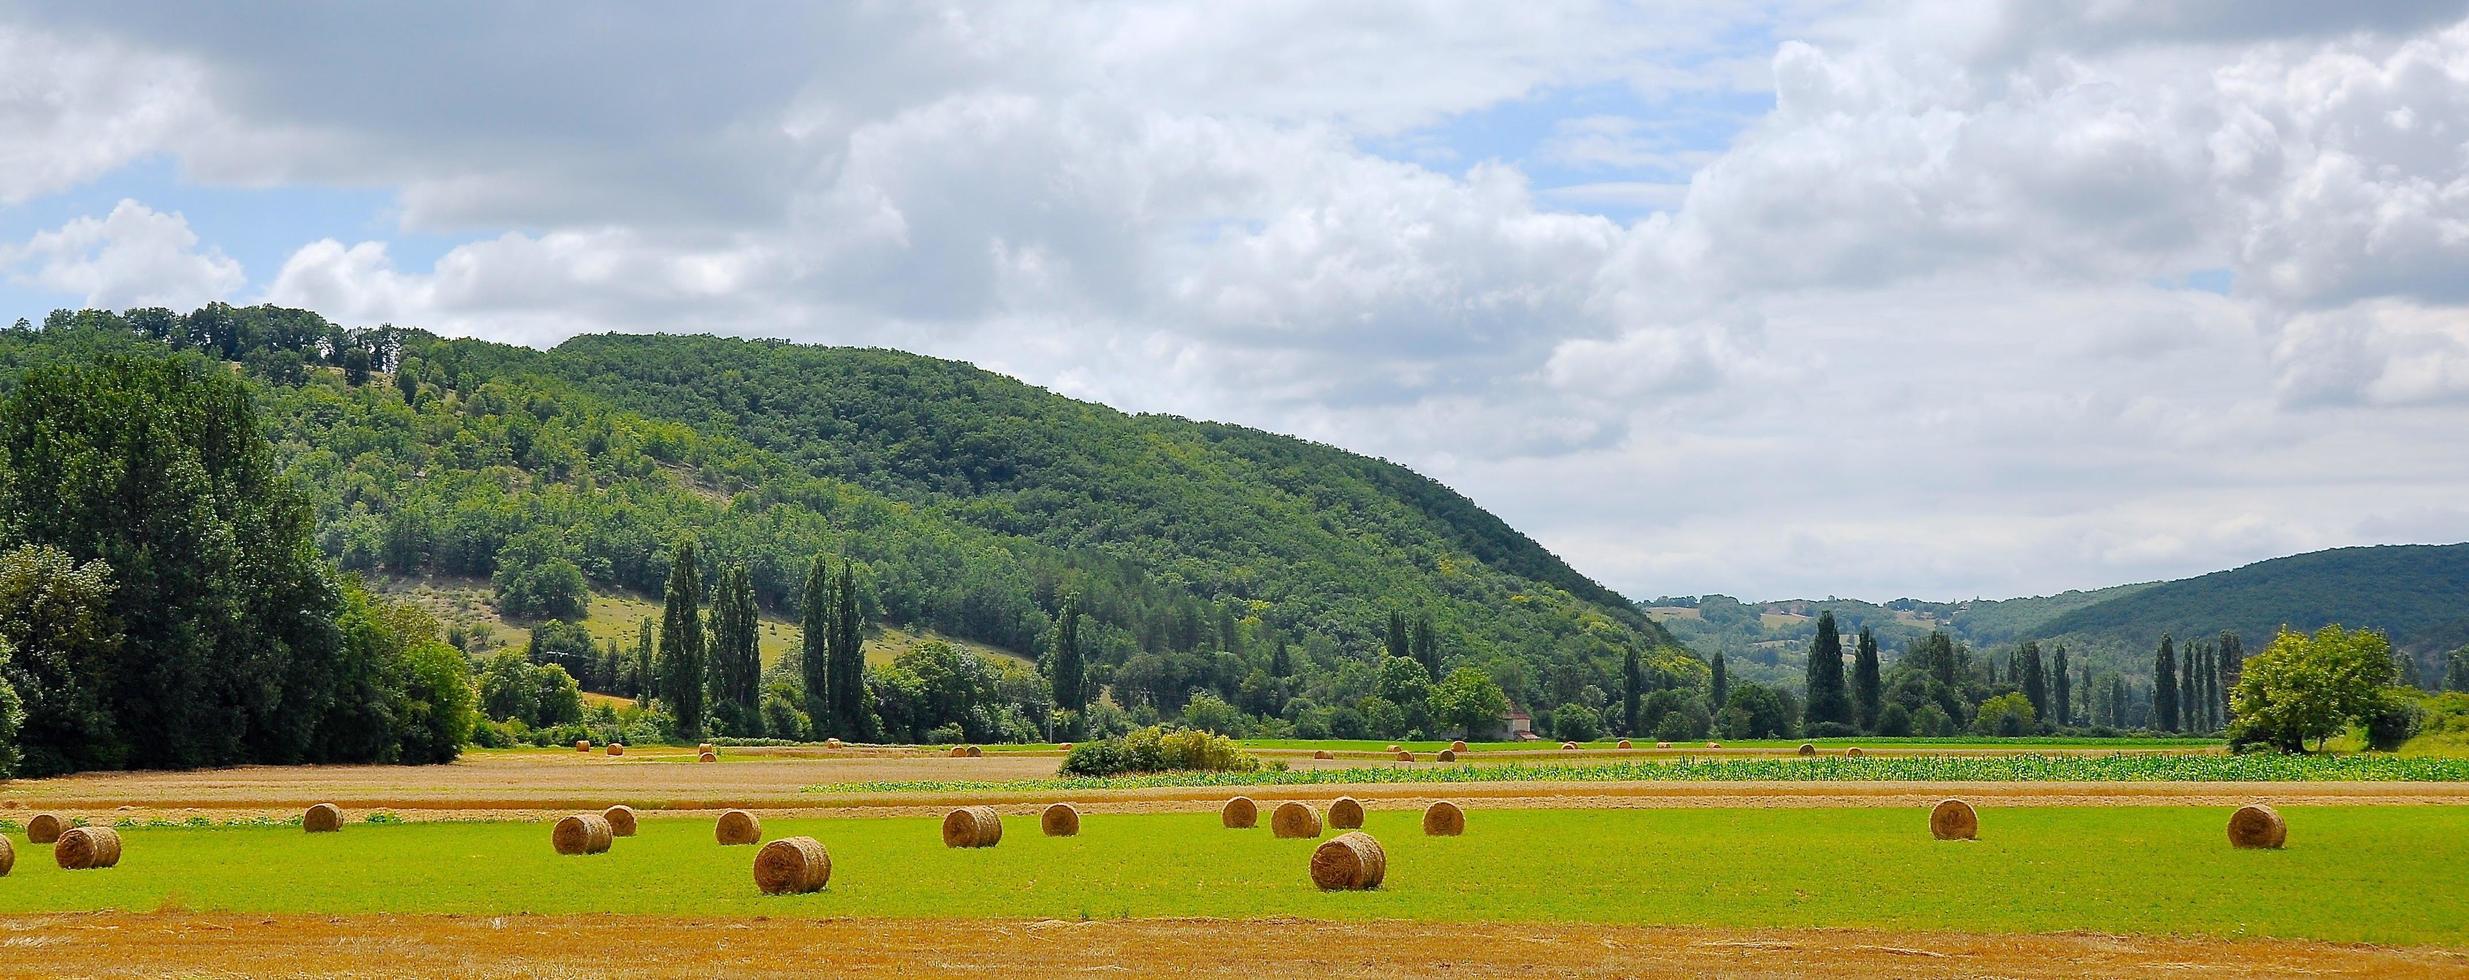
[1806,721,1859,738]
[1653,705,1708,742]
[2363,689,2422,752]
[1553,702,1605,742]
[1875,703,1913,737]
[1181,691,1247,736]
[1058,725,1262,777]
[1911,703,1954,736]
[0,666,21,779]
[1971,692,2036,736]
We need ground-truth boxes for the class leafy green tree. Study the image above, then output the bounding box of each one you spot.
[491,527,587,620]
[2020,641,2048,721]
[0,651,21,779]
[2153,635,2180,732]
[1717,682,1797,739]
[339,344,372,386]
[0,544,120,775]
[1052,592,1086,712]
[2449,646,2469,694]
[1875,702,1913,737]
[1270,638,1290,679]
[828,562,865,738]
[1851,627,1882,732]
[800,555,831,729]
[2178,642,2200,732]
[396,639,475,763]
[628,617,655,701]
[1551,701,1604,741]
[1182,691,1245,735]
[1803,611,1852,728]
[1430,666,1509,738]
[709,565,761,735]
[760,683,811,740]
[2229,625,2397,752]
[1385,611,1410,662]
[657,539,708,739]
[1376,656,1433,727]
[1412,615,1438,678]
[1972,691,2037,736]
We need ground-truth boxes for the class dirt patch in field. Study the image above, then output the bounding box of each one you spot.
[0,912,2453,978]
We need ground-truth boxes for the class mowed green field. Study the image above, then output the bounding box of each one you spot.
[3,806,2463,946]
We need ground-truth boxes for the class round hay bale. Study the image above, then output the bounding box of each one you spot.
[965,745,984,758]
[716,809,763,846]
[1436,749,1457,762]
[552,813,614,855]
[1705,742,1722,749]
[1618,739,1633,749]
[1929,799,1978,841]
[1271,801,1324,839]
[26,814,66,845]
[1309,831,1387,890]
[1797,742,1816,756]
[754,836,832,895]
[1846,746,1865,758]
[54,826,120,870]
[1222,797,1258,829]
[698,742,715,754]
[1655,741,1672,748]
[0,835,14,877]
[1394,751,1414,762]
[1057,742,1073,751]
[1450,740,1469,753]
[1423,801,1466,836]
[699,751,718,764]
[303,803,342,833]
[1385,744,1401,753]
[1312,750,1334,760]
[2228,803,2287,850]
[1560,741,1578,750]
[603,805,638,837]
[941,806,1003,848]
[1328,797,1366,829]
[824,737,843,749]
[607,742,625,757]
[576,739,591,752]
[948,745,968,758]
[1041,803,1081,837]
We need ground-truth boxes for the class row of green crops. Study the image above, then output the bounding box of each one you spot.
[805,753,2469,794]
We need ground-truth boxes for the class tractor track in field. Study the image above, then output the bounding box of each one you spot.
[0,912,2457,978]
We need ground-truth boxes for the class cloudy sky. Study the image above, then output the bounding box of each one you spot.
[5,1,2468,603]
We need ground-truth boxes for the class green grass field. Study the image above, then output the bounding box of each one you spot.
[1227,736,2226,752]
[2,807,2461,946]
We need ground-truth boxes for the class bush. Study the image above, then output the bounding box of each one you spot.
[1911,703,1953,737]
[1653,703,1710,741]
[0,667,22,779]
[1553,702,1605,742]
[1058,725,1262,778]
[1875,703,1913,737]
[1971,692,2037,737]
[1806,721,1859,738]
[2363,689,2422,752]
[1181,691,1247,736]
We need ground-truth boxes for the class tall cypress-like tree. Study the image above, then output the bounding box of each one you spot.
[1710,651,1729,712]
[1851,627,1882,732]
[1803,611,1852,727]
[828,562,864,737]
[799,555,831,731]
[2052,645,2071,727]
[1412,616,1438,678]
[2020,641,2048,721]
[1621,646,1642,736]
[657,539,707,740]
[1270,638,1291,679]
[1924,631,1958,688]
[2177,643,2200,732]
[630,617,655,700]
[2152,635,2179,732]
[709,565,760,735]
[1052,592,1086,712]
[2218,632,2245,718]
[1385,611,1410,662]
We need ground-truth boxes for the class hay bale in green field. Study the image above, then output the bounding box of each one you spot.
[1930,799,1978,841]
[753,836,832,894]
[1328,797,1365,829]
[1310,831,1386,890]
[55,826,121,869]
[553,814,614,855]
[304,803,342,833]
[26,813,66,844]
[942,806,1003,848]
[716,809,763,845]
[2229,803,2287,849]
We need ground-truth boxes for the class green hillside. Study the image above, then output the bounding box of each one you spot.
[1,306,1685,734]
[2031,544,2469,668]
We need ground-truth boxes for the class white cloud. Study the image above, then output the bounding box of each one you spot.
[0,25,207,204]
[3,199,242,309]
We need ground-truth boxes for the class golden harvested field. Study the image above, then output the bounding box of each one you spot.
[0,913,2457,978]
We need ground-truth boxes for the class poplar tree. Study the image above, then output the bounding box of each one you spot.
[1710,651,1729,712]
[799,555,831,731]
[2151,635,2179,732]
[709,565,760,734]
[1412,615,1438,678]
[1803,612,1852,727]
[2178,644,2200,732]
[1851,627,1882,732]
[828,562,865,737]
[2020,641,2048,721]
[1385,611,1410,662]
[657,539,707,740]
[1621,646,1642,736]
[2051,645,2071,727]
[1052,592,1086,712]
[1271,638,1291,678]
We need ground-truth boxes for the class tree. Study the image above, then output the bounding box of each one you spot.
[1429,667,1509,738]
[1376,656,1433,724]
[1710,652,1729,711]
[1718,682,1797,739]
[0,644,20,779]
[629,618,655,701]
[394,356,421,405]
[339,344,372,386]
[1803,611,1852,728]
[2020,641,2048,722]
[2449,646,2469,694]
[2052,645,2071,727]
[2229,625,2397,752]
[800,555,831,730]
[2153,635,2180,732]
[657,539,708,740]
[1052,592,1086,712]
[1922,630,1958,688]
[1621,646,1642,736]
[491,528,587,620]
[828,562,865,737]
[1412,615,1438,678]
[1972,692,2037,737]
[1385,611,1410,662]
[1270,638,1290,679]
[1851,627,1882,732]
[1552,701,1604,741]
[2179,642,2201,732]
[709,565,761,735]
[0,545,120,776]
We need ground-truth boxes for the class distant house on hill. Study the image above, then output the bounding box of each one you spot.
[1489,707,1536,742]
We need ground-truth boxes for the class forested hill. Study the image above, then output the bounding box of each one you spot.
[1,307,1685,727]
[2030,544,2469,666]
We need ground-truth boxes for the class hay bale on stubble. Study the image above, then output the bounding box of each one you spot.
[1655,741,1672,749]
[698,742,715,754]
[26,814,66,845]
[754,836,832,895]
[553,813,614,855]
[1057,742,1073,751]
[1309,831,1387,890]
[1560,741,1578,750]
[942,806,1004,848]
[1705,742,1722,749]
[1436,749,1456,762]
[1271,801,1324,839]
[1394,751,1414,762]
[716,809,763,846]
[0,835,14,877]
[603,805,638,837]
[1797,742,1816,756]
[1846,746,1865,757]
[1328,797,1365,830]
[699,752,718,763]
[303,803,342,833]
[824,737,843,749]
[607,742,625,757]
[54,826,121,870]
[576,739,592,753]
[948,745,969,758]
[1423,801,1465,836]
[1929,799,1978,841]
[1312,750,1334,760]
[2228,803,2287,850]
[1450,740,1469,753]
[966,745,984,758]
[1222,797,1258,829]
[1385,744,1401,753]
[1041,803,1080,837]
[1618,739,1633,749]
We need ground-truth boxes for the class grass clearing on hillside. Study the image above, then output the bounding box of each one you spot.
[0,807,2460,946]
[808,753,2469,794]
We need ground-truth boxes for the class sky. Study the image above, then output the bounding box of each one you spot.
[4,1,2469,604]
